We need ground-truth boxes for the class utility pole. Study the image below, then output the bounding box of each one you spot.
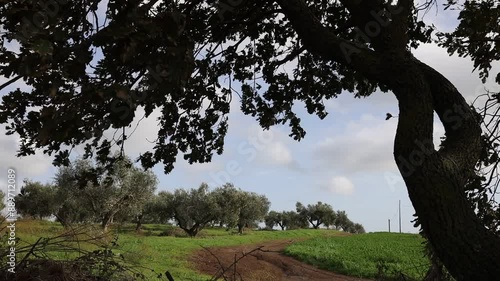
[399,200,402,233]
[388,219,391,232]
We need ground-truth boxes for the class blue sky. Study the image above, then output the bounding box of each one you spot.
[1,2,499,233]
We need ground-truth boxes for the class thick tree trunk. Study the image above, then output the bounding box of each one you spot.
[187,228,198,237]
[179,222,201,237]
[55,213,69,228]
[101,212,115,232]
[390,57,500,281]
[261,2,500,279]
[135,214,143,231]
[102,220,110,232]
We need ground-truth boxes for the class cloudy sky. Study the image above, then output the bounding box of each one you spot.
[1,3,499,233]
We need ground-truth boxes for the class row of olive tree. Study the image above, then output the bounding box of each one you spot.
[14,156,158,231]
[265,202,365,234]
[12,156,362,236]
[132,183,271,237]
[13,168,271,237]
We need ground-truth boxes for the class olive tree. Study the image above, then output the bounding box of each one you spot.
[264,211,282,230]
[15,181,57,220]
[349,223,366,234]
[296,201,336,229]
[333,210,350,231]
[168,183,219,237]
[211,183,270,233]
[265,210,304,230]
[55,157,157,231]
[212,183,243,229]
[235,192,270,234]
[133,192,173,231]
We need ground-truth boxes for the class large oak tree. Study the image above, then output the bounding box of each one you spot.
[1,0,499,279]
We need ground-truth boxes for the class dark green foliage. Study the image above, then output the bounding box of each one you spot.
[167,183,218,237]
[54,156,158,230]
[15,181,58,219]
[295,201,336,229]
[166,183,270,236]
[265,210,309,230]
[438,0,499,82]
[0,0,434,172]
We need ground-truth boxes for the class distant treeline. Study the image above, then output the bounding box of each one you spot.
[11,156,364,236]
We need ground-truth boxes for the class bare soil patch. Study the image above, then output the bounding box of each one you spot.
[190,238,373,281]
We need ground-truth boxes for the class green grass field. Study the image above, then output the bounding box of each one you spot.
[7,220,339,280]
[284,232,429,280]
[6,220,429,280]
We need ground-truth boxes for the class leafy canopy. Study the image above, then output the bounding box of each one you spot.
[0,0,435,172]
[54,155,158,227]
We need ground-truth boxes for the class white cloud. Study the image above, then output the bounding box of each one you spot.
[0,126,54,187]
[314,114,397,174]
[326,176,354,195]
[180,160,224,174]
[118,107,160,157]
[239,124,297,168]
[324,98,349,115]
[265,142,293,165]
[413,43,500,103]
[313,114,446,175]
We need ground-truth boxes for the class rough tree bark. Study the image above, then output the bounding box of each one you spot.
[391,58,500,281]
[275,0,500,280]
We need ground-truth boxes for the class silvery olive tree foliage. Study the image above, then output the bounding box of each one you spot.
[167,183,218,237]
[295,201,336,229]
[212,183,270,233]
[1,0,500,279]
[162,183,270,236]
[55,156,158,231]
[265,210,308,230]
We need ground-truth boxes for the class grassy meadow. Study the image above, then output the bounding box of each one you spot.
[285,232,429,280]
[5,220,429,280]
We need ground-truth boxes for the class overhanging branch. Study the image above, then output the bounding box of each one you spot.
[275,0,385,82]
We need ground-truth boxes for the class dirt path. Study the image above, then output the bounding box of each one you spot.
[190,239,373,281]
